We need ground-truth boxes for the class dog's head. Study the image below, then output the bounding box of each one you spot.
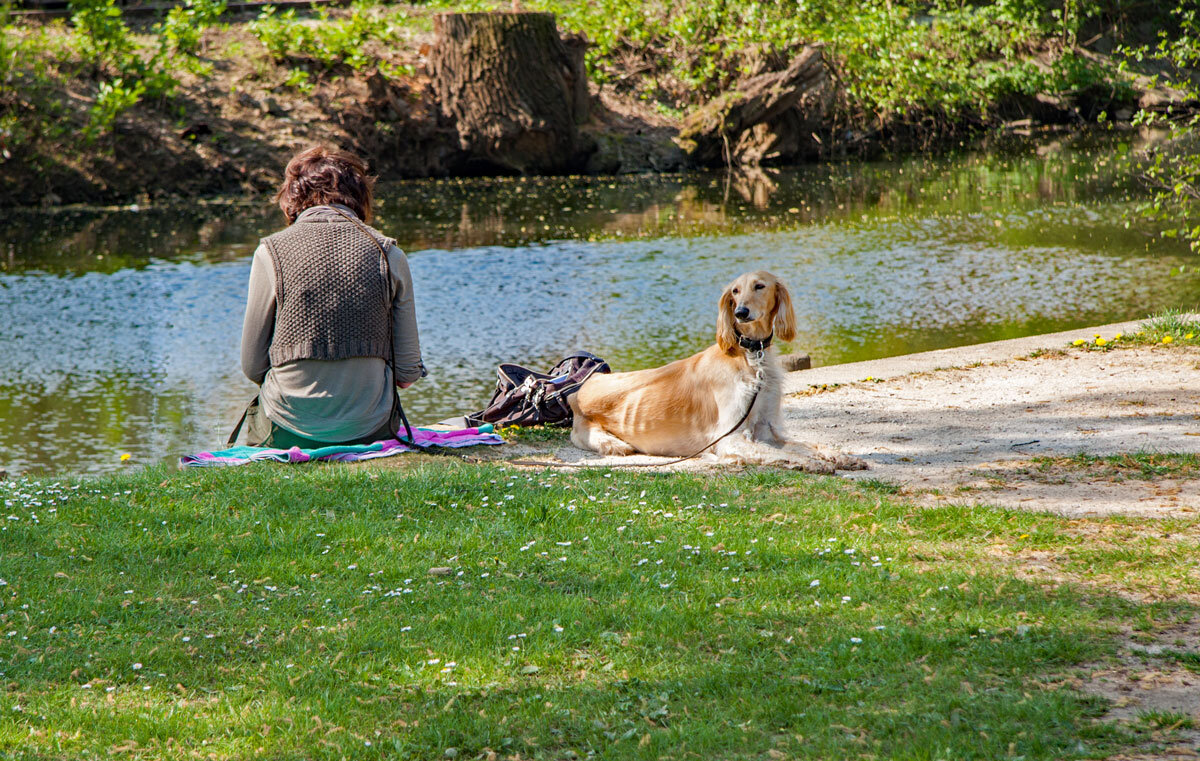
[716,270,796,353]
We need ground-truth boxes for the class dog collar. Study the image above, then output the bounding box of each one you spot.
[735,330,772,353]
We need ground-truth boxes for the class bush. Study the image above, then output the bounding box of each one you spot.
[82,76,144,142]
[249,1,408,74]
[158,0,227,55]
[1120,4,1200,251]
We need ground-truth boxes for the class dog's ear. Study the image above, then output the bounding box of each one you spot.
[772,280,796,342]
[716,285,738,353]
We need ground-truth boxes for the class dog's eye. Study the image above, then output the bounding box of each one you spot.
[732,288,740,295]
[754,283,765,290]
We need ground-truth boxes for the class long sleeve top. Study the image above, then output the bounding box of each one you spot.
[240,218,424,441]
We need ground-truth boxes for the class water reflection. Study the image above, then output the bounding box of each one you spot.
[0,134,1196,475]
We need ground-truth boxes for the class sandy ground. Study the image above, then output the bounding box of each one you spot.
[520,319,1200,518]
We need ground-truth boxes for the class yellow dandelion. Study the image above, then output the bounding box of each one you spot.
[1113,332,1123,340]
[1018,534,1030,540]
[120,453,132,462]
[1096,338,1107,346]
[863,376,874,382]
[1187,333,1195,340]
[1163,335,1174,344]
[1072,339,1085,346]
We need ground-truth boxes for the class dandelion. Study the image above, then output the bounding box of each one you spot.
[1188,333,1196,340]
[1114,332,1123,340]
[120,453,132,462]
[1163,335,1174,344]
[1095,338,1107,346]
[1072,339,1085,346]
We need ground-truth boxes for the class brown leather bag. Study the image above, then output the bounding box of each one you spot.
[465,351,611,428]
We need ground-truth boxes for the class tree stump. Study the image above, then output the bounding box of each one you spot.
[430,12,591,174]
[679,45,830,167]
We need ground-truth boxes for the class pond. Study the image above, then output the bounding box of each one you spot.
[1,132,1196,476]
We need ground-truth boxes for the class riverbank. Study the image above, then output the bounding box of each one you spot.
[1,1,1193,206]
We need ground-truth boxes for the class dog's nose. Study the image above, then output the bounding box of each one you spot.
[734,306,751,320]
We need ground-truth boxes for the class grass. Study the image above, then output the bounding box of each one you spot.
[1023,452,1200,482]
[2,460,1200,759]
[1059,311,1200,352]
[1138,309,1200,345]
[495,425,573,446]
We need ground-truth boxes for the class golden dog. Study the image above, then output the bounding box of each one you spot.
[570,271,867,472]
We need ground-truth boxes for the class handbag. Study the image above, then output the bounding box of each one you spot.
[465,351,611,428]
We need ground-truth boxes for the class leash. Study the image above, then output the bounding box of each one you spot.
[507,337,771,470]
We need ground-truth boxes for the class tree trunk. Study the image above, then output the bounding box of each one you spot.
[430,11,591,174]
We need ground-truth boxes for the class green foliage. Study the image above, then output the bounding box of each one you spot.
[13,0,227,144]
[1119,5,1200,251]
[495,0,1124,125]
[82,75,144,142]
[249,1,407,73]
[158,0,226,55]
[283,65,313,93]
[68,0,134,69]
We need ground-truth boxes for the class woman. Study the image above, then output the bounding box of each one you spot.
[232,145,425,448]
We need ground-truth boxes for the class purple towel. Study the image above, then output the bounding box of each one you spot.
[179,425,503,468]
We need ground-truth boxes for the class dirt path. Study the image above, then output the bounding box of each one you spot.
[521,320,1200,518]
[786,320,1199,517]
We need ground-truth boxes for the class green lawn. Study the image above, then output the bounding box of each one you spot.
[1,459,1197,759]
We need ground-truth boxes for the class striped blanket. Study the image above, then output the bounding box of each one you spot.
[179,425,502,468]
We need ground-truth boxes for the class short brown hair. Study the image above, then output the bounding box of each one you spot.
[275,145,376,224]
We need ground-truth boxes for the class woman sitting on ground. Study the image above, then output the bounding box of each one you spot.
[235,145,425,448]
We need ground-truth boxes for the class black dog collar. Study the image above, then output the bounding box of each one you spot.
[735,330,772,353]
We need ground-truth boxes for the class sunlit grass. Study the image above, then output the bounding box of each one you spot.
[1,462,1197,758]
[1139,308,1200,344]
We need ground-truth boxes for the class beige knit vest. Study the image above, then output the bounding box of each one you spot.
[262,209,394,366]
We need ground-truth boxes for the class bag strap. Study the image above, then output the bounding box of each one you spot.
[226,396,257,447]
[326,205,416,447]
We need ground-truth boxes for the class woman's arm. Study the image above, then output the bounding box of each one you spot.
[241,245,276,386]
[387,245,425,385]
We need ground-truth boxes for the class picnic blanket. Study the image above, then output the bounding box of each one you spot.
[179,425,502,468]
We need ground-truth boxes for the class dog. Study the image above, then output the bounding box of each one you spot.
[569,271,867,472]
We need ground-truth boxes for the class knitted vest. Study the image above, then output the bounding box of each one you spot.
[262,208,394,366]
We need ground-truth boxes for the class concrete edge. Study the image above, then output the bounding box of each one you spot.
[783,318,1151,393]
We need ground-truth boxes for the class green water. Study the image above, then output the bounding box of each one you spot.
[0,131,1195,475]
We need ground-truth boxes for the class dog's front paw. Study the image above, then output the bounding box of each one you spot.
[596,438,637,457]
